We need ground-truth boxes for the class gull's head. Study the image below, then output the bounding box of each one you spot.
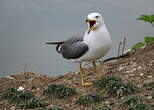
[85,12,104,34]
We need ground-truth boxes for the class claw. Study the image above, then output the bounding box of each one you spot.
[82,82,92,86]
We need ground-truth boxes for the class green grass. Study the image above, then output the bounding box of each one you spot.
[117,95,144,108]
[131,36,154,51]
[128,103,152,110]
[131,42,145,51]
[144,36,154,44]
[38,107,65,110]
[0,88,34,103]
[20,97,44,109]
[0,87,45,109]
[75,93,105,105]
[93,75,139,97]
[43,84,77,98]
[91,105,111,110]
[143,80,154,90]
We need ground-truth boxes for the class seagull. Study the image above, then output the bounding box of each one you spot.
[46,12,112,86]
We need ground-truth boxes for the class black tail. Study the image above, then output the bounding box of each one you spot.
[45,41,64,53]
[45,41,64,45]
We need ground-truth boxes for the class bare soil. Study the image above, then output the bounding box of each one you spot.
[0,43,154,110]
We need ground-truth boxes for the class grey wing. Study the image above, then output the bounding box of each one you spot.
[60,34,89,59]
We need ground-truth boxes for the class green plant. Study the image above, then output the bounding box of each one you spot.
[20,97,44,109]
[117,95,144,108]
[131,36,154,51]
[0,88,34,103]
[38,107,65,110]
[0,88,45,109]
[43,84,77,98]
[93,75,122,88]
[0,88,17,100]
[75,93,105,105]
[143,81,154,90]
[137,14,154,29]
[93,75,139,97]
[128,103,152,110]
[131,14,154,51]
[92,105,111,110]
[131,42,145,51]
[144,36,154,44]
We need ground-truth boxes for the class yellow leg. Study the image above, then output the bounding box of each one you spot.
[79,63,85,86]
[92,61,101,79]
[79,63,92,86]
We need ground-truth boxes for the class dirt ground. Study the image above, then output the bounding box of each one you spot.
[0,43,154,110]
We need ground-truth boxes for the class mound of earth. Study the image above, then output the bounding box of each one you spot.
[0,43,154,110]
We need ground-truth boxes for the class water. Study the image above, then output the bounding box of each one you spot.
[0,0,154,77]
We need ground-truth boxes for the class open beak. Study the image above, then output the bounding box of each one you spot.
[85,19,96,34]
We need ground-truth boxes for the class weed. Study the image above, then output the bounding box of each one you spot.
[91,105,111,110]
[117,95,144,107]
[131,14,154,51]
[93,75,139,97]
[0,88,17,100]
[75,93,105,105]
[0,88,34,103]
[93,75,122,89]
[143,81,154,90]
[43,84,77,98]
[128,103,152,110]
[144,36,154,44]
[137,14,154,29]
[20,97,44,109]
[38,107,65,110]
[131,42,145,51]
[0,87,45,109]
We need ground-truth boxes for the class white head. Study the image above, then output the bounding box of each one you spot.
[85,12,104,34]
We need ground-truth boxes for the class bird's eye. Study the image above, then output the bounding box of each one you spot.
[95,15,99,19]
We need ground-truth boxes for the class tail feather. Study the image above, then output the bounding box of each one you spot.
[45,41,64,45]
[46,41,64,54]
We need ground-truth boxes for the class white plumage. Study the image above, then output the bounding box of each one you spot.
[46,12,112,86]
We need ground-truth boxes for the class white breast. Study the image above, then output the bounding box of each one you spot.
[75,25,112,62]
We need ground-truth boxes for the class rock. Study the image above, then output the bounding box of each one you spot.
[17,87,25,91]
[147,96,152,99]
[140,73,144,76]
[148,75,152,78]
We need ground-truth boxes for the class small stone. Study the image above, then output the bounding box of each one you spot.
[148,75,152,78]
[126,71,131,73]
[121,97,125,99]
[138,66,142,69]
[75,71,79,74]
[130,74,135,76]
[17,87,24,91]
[147,96,152,99]
[140,73,144,76]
